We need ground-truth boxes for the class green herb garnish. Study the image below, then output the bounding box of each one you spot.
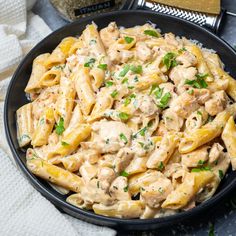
[123,186,129,192]
[61,141,69,146]
[120,171,129,177]
[149,84,158,95]
[197,111,202,116]
[187,89,194,95]
[219,170,224,180]
[154,87,163,99]
[158,161,164,171]
[191,166,212,172]
[162,52,177,70]
[84,58,95,68]
[105,81,113,87]
[124,94,136,106]
[118,112,129,121]
[185,77,208,89]
[122,78,128,84]
[208,223,215,236]
[119,133,128,144]
[124,36,134,44]
[110,90,118,98]
[130,65,143,74]
[158,92,171,109]
[97,64,107,70]
[55,117,65,135]
[144,29,159,37]
[119,65,130,77]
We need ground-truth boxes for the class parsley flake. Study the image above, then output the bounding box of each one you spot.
[97,64,107,70]
[105,81,113,87]
[120,171,129,177]
[119,65,130,77]
[123,186,129,192]
[144,30,159,37]
[119,133,128,144]
[118,112,129,121]
[130,65,143,74]
[162,52,177,70]
[84,58,95,68]
[158,92,171,109]
[219,170,224,180]
[124,36,134,44]
[61,141,69,146]
[55,117,65,135]
[110,90,118,98]
[158,161,164,171]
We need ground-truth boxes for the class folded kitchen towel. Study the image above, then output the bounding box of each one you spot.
[0,1,116,235]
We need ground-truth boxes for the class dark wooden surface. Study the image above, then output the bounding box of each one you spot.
[33,1,236,235]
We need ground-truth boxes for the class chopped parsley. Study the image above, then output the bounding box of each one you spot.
[84,58,96,68]
[178,47,187,54]
[120,171,129,177]
[158,161,164,171]
[61,141,69,146]
[130,65,143,74]
[128,86,134,89]
[197,111,202,116]
[110,90,118,98]
[119,65,130,77]
[97,63,107,70]
[208,223,215,236]
[154,87,163,99]
[187,89,194,95]
[119,133,128,144]
[124,36,134,44]
[158,92,171,109]
[144,29,159,37]
[105,81,113,87]
[123,186,129,192]
[149,84,158,95]
[121,78,128,84]
[218,170,224,180]
[206,115,214,123]
[185,77,208,89]
[162,52,177,70]
[198,160,206,166]
[139,127,147,136]
[97,181,100,188]
[55,117,65,135]
[124,94,136,106]
[196,73,208,79]
[191,166,211,172]
[118,112,129,121]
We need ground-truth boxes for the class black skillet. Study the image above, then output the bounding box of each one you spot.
[4,10,236,230]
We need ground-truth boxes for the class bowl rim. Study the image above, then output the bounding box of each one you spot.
[4,9,236,227]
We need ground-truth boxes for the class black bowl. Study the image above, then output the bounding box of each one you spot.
[4,10,236,230]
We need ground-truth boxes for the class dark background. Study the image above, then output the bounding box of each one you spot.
[33,0,236,235]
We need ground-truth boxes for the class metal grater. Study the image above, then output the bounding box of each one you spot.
[135,0,225,33]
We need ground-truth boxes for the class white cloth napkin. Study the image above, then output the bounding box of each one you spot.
[0,1,116,235]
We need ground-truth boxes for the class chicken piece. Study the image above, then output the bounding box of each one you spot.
[162,108,184,131]
[141,174,173,208]
[181,146,209,168]
[156,120,168,137]
[176,50,197,68]
[113,148,134,173]
[79,162,98,183]
[85,120,132,153]
[193,89,211,105]
[120,50,134,63]
[97,167,116,191]
[169,66,197,87]
[164,33,179,47]
[170,92,200,119]
[100,22,120,49]
[135,42,152,62]
[208,143,224,164]
[137,94,159,116]
[109,176,131,201]
[205,90,227,116]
